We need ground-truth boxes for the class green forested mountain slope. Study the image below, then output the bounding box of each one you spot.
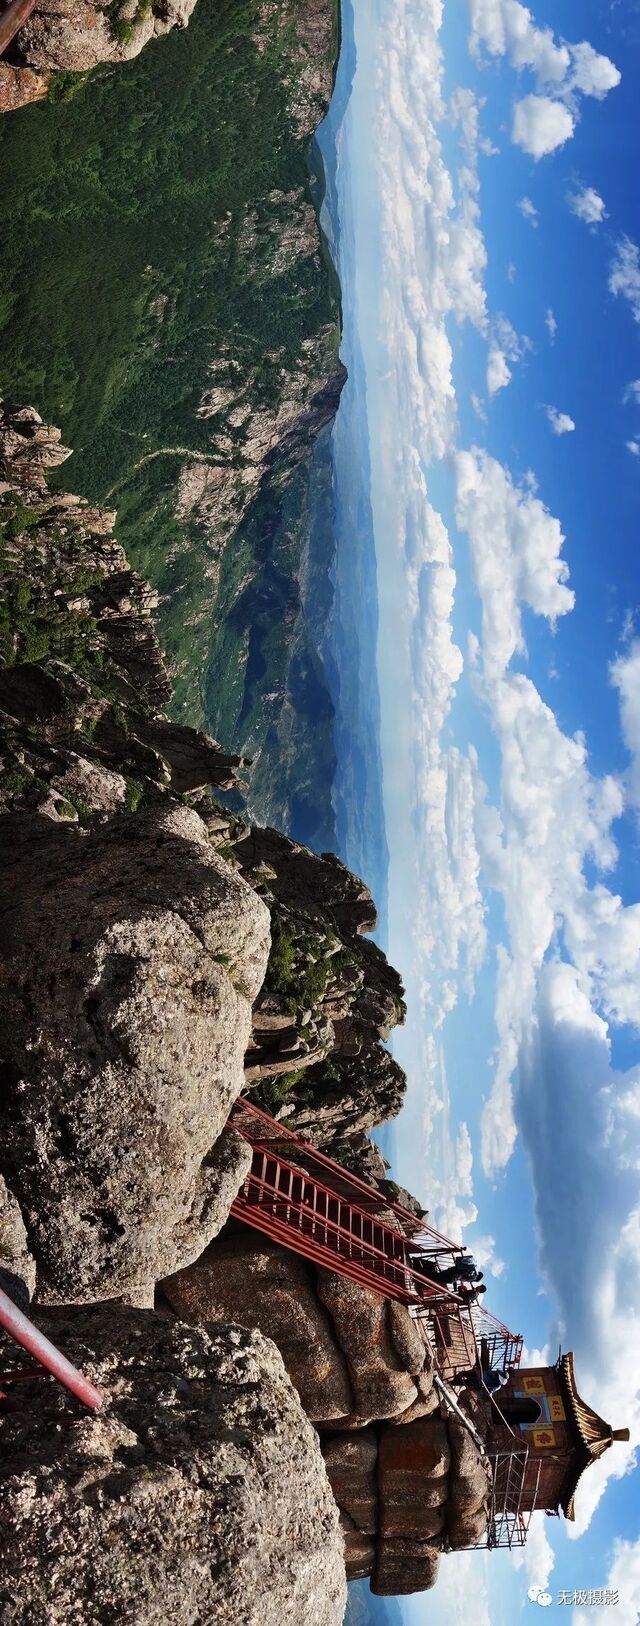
[0,0,342,847]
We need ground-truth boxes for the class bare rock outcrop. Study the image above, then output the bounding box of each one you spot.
[321,1403,492,1592]
[321,1430,379,1536]
[0,804,270,1303]
[316,1271,419,1423]
[1,0,198,113]
[0,1174,36,1310]
[162,1234,437,1432]
[163,1229,354,1424]
[0,1305,347,1626]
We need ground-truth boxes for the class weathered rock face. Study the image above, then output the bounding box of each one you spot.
[164,1229,354,1424]
[0,1173,36,1309]
[0,805,270,1303]
[325,1408,491,1594]
[316,1272,419,1424]
[1,0,198,112]
[0,1305,347,1626]
[162,1234,437,1433]
[221,819,407,1154]
[321,1431,379,1536]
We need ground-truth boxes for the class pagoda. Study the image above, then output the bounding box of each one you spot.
[482,1351,630,1544]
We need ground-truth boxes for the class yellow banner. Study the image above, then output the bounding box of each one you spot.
[532,1428,557,1449]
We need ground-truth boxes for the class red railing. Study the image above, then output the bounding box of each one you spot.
[230,1099,523,1383]
[0,0,39,57]
[0,1286,102,1409]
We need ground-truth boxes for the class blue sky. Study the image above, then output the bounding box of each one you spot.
[319,2,640,1622]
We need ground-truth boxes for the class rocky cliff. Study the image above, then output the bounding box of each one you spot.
[0,0,345,850]
[0,399,407,1297]
[0,0,199,113]
[162,1232,493,1595]
[0,1305,347,1626]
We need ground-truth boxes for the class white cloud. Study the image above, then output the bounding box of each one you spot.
[506,260,516,282]
[487,346,512,395]
[513,94,575,158]
[512,1515,556,1593]
[455,448,574,681]
[467,2,621,97]
[623,379,640,406]
[609,236,640,324]
[517,963,640,1533]
[467,2,620,155]
[467,1233,506,1277]
[545,405,576,435]
[518,195,539,225]
[569,40,622,100]
[545,308,557,341]
[568,184,607,225]
[611,640,640,809]
[472,673,626,1176]
[486,315,528,396]
[573,1537,640,1626]
[627,438,640,457]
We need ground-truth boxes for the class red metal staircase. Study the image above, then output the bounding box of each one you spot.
[230,1098,522,1381]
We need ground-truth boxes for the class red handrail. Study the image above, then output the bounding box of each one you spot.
[232,1097,453,1247]
[0,1287,102,1409]
[0,0,39,57]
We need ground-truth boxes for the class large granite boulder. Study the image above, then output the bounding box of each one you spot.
[11,0,198,75]
[377,1416,450,1538]
[0,1306,347,1626]
[372,1538,441,1598]
[0,805,270,1304]
[340,1515,377,1584]
[163,1230,353,1423]
[322,1430,379,1535]
[317,1271,419,1423]
[444,1417,492,1547]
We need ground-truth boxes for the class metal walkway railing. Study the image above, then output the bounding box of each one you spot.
[230,1098,522,1383]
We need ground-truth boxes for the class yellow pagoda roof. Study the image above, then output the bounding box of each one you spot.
[558,1352,630,1520]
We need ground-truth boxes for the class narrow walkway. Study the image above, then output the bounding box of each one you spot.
[230,1098,522,1381]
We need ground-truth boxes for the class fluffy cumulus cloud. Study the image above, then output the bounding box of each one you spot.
[624,380,640,406]
[455,448,574,681]
[568,184,607,225]
[545,405,576,435]
[467,0,620,156]
[513,94,574,158]
[467,1233,506,1277]
[610,237,640,325]
[517,964,640,1533]
[487,313,528,396]
[475,672,629,1174]
[451,456,640,1178]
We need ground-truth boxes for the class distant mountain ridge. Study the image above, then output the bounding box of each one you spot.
[0,0,345,853]
[343,1581,404,1626]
